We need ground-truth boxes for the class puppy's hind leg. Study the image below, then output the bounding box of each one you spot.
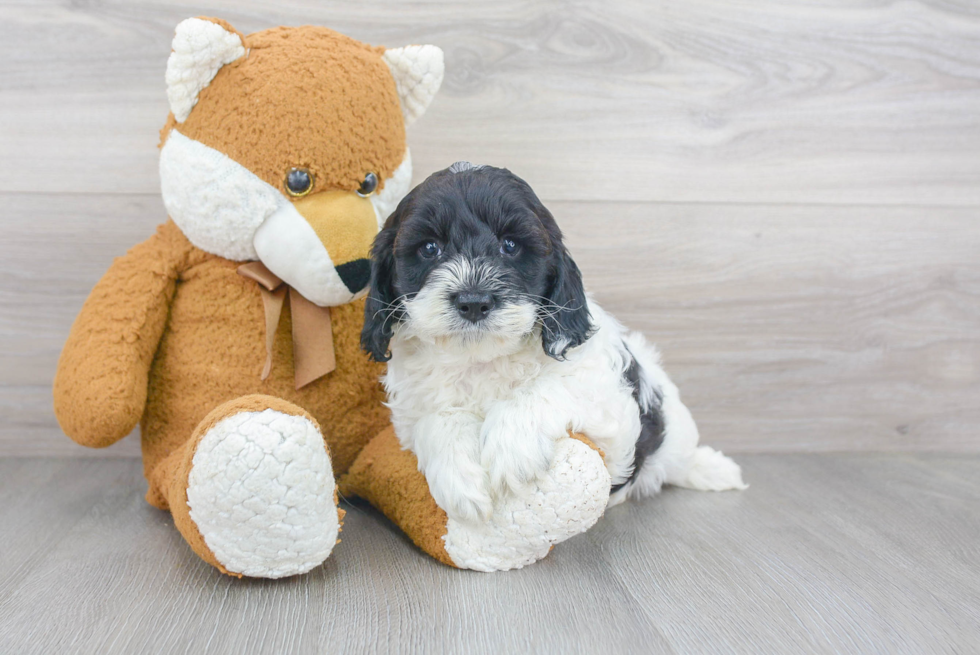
[620,331,747,497]
[659,396,747,492]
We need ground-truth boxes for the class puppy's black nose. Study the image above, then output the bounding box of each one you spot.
[454,292,495,323]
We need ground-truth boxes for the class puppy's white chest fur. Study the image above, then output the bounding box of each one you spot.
[383,301,643,500]
[388,337,545,416]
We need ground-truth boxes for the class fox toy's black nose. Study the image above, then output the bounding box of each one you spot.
[335,258,371,294]
[454,292,495,323]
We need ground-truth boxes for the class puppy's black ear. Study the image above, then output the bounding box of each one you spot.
[541,241,593,360]
[361,222,400,362]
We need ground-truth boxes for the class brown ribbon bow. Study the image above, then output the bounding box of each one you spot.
[238,262,336,390]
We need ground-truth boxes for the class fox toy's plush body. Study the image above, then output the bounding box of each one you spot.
[53,18,610,577]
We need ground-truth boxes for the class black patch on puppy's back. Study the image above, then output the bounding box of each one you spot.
[611,349,665,493]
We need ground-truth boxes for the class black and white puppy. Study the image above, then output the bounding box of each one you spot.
[362,163,745,523]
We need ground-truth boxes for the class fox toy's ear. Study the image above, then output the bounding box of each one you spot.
[165,17,246,123]
[383,45,445,126]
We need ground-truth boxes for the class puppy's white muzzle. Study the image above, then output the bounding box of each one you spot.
[401,256,537,345]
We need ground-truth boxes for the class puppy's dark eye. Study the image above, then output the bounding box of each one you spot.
[500,238,519,256]
[419,241,442,259]
[285,168,314,197]
[357,172,379,197]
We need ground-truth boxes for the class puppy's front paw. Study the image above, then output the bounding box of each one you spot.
[426,463,493,524]
[480,416,555,497]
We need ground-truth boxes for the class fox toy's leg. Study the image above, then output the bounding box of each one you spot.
[149,395,343,578]
[340,427,610,572]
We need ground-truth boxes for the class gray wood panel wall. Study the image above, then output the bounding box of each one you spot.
[1,0,978,456]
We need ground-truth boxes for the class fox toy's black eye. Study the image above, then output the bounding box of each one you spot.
[285,168,313,197]
[419,241,442,259]
[357,172,379,197]
[500,238,519,255]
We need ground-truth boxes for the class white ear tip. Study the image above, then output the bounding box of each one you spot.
[166,18,245,123]
[383,45,444,126]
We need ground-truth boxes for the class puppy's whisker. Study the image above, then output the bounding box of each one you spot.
[533,304,574,324]
[371,295,409,321]
[522,293,582,313]
[373,293,412,310]
[376,293,415,335]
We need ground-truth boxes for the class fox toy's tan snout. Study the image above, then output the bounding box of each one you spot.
[292,191,378,294]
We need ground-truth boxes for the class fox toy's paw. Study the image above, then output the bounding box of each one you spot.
[444,435,609,571]
[159,396,343,578]
[341,428,610,572]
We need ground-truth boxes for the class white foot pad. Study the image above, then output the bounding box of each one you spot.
[443,438,610,572]
[186,409,339,578]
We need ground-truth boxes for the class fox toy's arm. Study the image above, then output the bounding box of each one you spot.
[53,221,188,448]
[339,426,611,571]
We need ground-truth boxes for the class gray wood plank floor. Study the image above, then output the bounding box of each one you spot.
[1,455,977,654]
